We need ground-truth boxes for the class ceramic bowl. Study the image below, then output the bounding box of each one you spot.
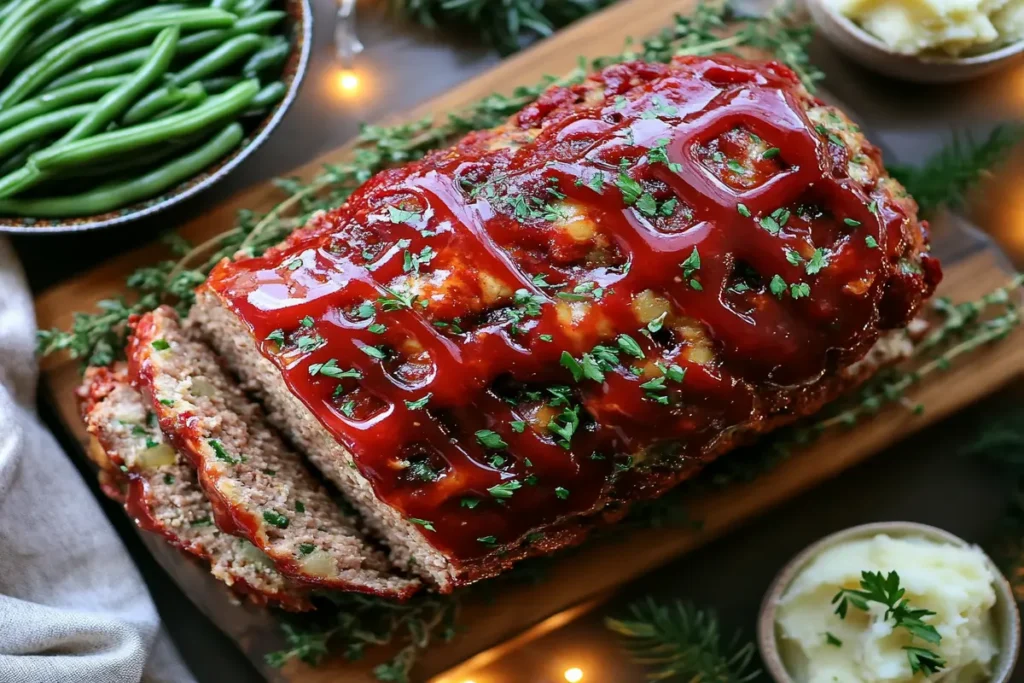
[807,0,1024,84]
[757,521,1022,683]
[0,0,312,235]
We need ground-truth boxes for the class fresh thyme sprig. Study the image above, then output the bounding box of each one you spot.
[390,0,619,55]
[889,125,1024,216]
[605,597,761,682]
[832,571,946,675]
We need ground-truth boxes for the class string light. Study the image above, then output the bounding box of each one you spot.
[564,668,584,682]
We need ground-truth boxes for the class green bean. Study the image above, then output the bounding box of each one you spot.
[242,36,289,79]
[0,75,125,133]
[168,33,262,87]
[60,27,179,144]
[122,81,205,125]
[30,79,258,171]
[0,139,43,175]
[210,0,235,10]
[129,3,189,16]
[0,8,235,109]
[244,79,284,113]
[0,122,244,216]
[46,12,285,91]
[233,0,270,16]
[0,0,79,79]
[14,0,126,68]
[0,102,90,159]
[199,76,239,93]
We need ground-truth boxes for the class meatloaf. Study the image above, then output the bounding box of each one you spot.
[185,55,940,592]
[127,307,420,599]
[78,365,313,611]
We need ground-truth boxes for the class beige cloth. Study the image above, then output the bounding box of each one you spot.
[0,238,195,683]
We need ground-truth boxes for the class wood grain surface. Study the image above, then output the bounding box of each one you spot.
[32,0,1024,680]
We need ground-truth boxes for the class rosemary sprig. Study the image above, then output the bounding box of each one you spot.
[605,597,761,682]
[888,125,1024,216]
[390,0,620,55]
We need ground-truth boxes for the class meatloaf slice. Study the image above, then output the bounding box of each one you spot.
[127,307,419,599]
[78,365,312,611]
[192,55,942,591]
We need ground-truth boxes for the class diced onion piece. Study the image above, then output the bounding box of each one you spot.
[238,540,275,569]
[298,549,338,578]
[189,377,218,398]
[137,443,176,469]
[632,289,672,324]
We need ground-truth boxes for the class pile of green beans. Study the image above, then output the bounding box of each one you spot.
[0,0,292,218]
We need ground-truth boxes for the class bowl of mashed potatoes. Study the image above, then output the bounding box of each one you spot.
[807,0,1024,82]
[758,522,1020,683]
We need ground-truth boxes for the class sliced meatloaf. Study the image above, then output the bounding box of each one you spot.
[127,307,419,599]
[78,365,312,611]
[190,55,942,591]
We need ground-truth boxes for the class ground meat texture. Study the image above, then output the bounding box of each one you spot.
[191,55,941,591]
[127,308,420,600]
[78,365,312,611]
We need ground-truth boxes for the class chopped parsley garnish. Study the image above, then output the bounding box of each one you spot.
[833,570,945,675]
[844,217,862,227]
[640,376,669,404]
[617,334,644,359]
[636,192,658,217]
[561,351,605,383]
[790,282,811,299]
[477,535,498,546]
[208,439,238,465]
[378,286,422,312]
[726,159,747,175]
[476,430,508,450]
[825,632,842,647]
[262,511,289,529]
[460,497,480,509]
[294,501,305,513]
[616,172,644,205]
[539,334,554,342]
[762,147,781,159]
[300,316,314,328]
[309,359,362,379]
[355,302,375,319]
[489,454,505,467]
[405,394,431,410]
[510,420,526,433]
[406,460,440,482]
[487,480,522,499]
[158,398,174,406]
[151,339,170,351]
[865,235,879,249]
[759,215,781,235]
[586,173,605,193]
[737,203,751,217]
[286,257,302,271]
[403,246,436,275]
[265,329,285,345]
[163,474,175,485]
[408,517,435,531]
[368,323,386,334]
[647,311,667,333]
[548,406,580,449]
[868,200,878,214]
[769,274,787,298]
[785,248,803,266]
[805,248,827,275]
[554,487,569,500]
[663,363,686,383]
[295,335,325,353]
[360,345,387,360]
[680,246,701,290]
[339,400,356,417]
[190,516,213,527]
[387,206,421,225]
[299,543,316,555]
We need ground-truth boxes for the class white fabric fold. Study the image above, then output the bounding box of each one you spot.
[0,237,195,683]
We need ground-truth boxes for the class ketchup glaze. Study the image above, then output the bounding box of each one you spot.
[205,56,940,566]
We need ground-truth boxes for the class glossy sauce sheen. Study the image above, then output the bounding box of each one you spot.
[207,57,940,564]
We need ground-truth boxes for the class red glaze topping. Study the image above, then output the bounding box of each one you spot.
[206,56,940,564]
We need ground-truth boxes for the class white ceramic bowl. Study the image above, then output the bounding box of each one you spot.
[757,521,1022,682]
[807,0,1024,83]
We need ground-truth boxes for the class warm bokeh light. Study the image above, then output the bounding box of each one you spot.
[564,668,584,682]
[339,70,360,93]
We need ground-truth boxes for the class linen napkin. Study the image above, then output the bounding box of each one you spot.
[0,237,196,683]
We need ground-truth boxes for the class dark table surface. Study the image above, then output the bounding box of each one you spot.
[14,1,1024,681]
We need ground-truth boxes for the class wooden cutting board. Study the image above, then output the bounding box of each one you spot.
[33,0,1024,681]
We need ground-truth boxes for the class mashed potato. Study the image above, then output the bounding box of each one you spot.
[776,534,999,683]
[829,0,1024,55]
